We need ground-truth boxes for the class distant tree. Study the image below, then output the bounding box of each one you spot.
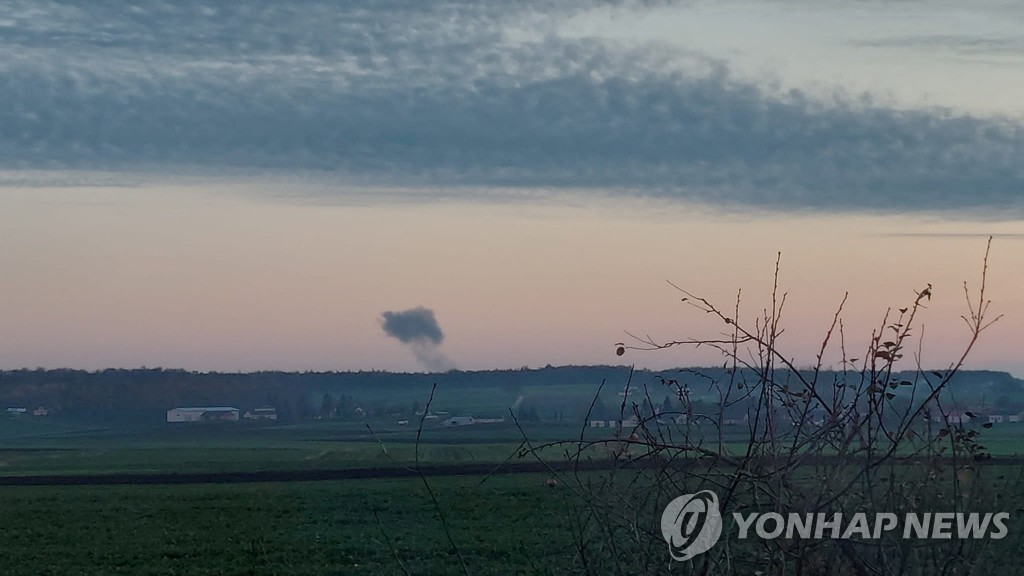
[659,395,673,416]
[336,395,356,419]
[518,405,540,422]
[589,396,612,420]
[296,395,314,420]
[275,398,294,422]
[640,397,656,420]
[319,393,336,419]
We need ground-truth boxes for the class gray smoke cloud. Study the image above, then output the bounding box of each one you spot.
[380,307,454,372]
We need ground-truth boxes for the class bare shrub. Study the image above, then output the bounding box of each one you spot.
[517,238,1021,575]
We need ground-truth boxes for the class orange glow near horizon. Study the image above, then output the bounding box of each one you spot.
[1,184,1022,375]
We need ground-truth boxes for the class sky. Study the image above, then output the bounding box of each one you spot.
[1,1,1023,374]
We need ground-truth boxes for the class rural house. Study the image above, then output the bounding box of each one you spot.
[166,407,240,423]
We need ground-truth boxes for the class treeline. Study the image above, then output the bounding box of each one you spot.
[0,366,1018,425]
[0,366,641,424]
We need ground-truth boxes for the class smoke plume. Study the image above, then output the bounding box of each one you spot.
[380,307,454,372]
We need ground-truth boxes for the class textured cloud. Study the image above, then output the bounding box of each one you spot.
[851,34,1024,57]
[2,1,1024,213]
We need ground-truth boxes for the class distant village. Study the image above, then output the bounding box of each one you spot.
[156,402,1024,430]
[4,368,1022,434]
[5,401,1023,430]
[2,367,1020,431]
[161,405,506,427]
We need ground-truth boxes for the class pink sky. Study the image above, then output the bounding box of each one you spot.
[1,184,1020,375]
[3,2,1024,375]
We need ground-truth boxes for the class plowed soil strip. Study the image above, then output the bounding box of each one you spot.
[2,456,1021,486]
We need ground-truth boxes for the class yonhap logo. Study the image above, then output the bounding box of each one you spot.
[661,490,723,562]
[660,489,1010,565]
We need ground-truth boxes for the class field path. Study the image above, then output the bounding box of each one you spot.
[0,460,597,486]
[2,456,1022,486]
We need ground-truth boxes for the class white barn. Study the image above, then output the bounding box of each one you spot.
[166,407,240,423]
[441,416,475,426]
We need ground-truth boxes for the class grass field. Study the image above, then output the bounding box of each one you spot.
[3,414,1024,477]
[3,468,1024,575]
[4,415,1024,573]
[0,475,583,576]
[0,417,600,476]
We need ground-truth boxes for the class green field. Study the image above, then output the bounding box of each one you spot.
[3,413,1024,477]
[0,417,600,476]
[3,414,1024,574]
[0,475,585,576]
[3,468,1024,575]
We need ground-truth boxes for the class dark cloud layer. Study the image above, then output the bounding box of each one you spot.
[2,1,1024,213]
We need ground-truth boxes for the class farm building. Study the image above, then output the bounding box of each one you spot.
[166,407,240,423]
[441,416,475,426]
[243,408,277,421]
[591,419,633,428]
[440,416,505,426]
[474,417,505,424]
[930,410,972,424]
